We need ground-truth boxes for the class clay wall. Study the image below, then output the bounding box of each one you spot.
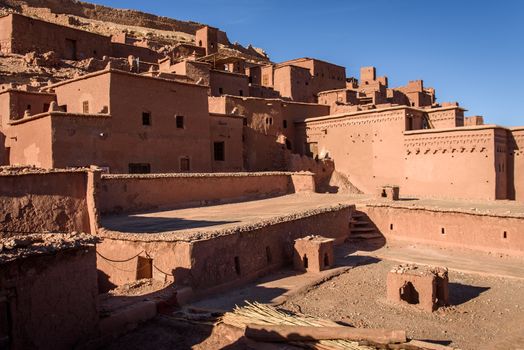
[53,72,111,115]
[168,44,206,60]
[171,60,211,86]
[287,58,346,94]
[97,172,315,214]
[0,90,56,126]
[195,26,218,55]
[273,65,313,103]
[298,107,420,194]
[96,238,191,291]
[248,85,280,99]
[8,13,111,59]
[260,65,274,87]
[189,206,350,292]
[209,70,249,97]
[361,205,524,256]
[510,128,524,202]
[209,95,329,170]
[403,126,505,200]
[109,71,212,173]
[110,42,161,63]
[0,170,92,237]
[426,107,465,129]
[0,15,13,54]
[464,116,484,126]
[318,89,358,109]
[49,113,112,169]
[97,205,350,295]
[6,115,53,168]
[49,70,212,173]
[0,247,99,349]
[209,114,244,172]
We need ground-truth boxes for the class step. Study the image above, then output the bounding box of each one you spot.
[352,212,365,218]
[350,233,383,239]
[351,227,376,233]
[353,221,370,226]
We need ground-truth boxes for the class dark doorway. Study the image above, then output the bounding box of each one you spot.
[400,282,420,305]
[64,39,77,60]
[136,256,153,280]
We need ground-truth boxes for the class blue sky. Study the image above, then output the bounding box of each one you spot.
[90,0,524,126]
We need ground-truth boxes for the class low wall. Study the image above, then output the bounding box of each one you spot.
[0,246,99,350]
[96,204,352,296]
[0,169,95,237]
[361,204,524,256]
[97,172,316,214]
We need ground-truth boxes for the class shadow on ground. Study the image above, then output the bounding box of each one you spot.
[101,215,240,233]
[449,282,490,306]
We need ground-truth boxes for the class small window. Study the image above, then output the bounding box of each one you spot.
[198,40,202,47]
[43,103,50,112]
[218,87,224,95]
[239,90,243,96]
[142,112,151,126]
[82,101,89,114]
[234,256,241,275]
[283,120,288,128]
[441,227,445,235]
[210,42,215,49]
[26,104,31,111]
[128,163,151,174]
[180,157,190,172]
[214,141,225,161]
[176,115,185,129]
[503,231,507,239]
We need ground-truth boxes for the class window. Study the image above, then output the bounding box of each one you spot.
[82,101,89,114]
[218,87,224,94]
[214,141,225,161]
[43,103,50,112]
[239,90,243,96]
[26,104,31,111]
[180,157,190,172]
[283,120,288,129]
[176,115,184,129]
[142,112,151,126]
[198,40,202,46]
[128,163,151,174]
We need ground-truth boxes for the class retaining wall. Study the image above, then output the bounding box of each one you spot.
[97,172,315,214]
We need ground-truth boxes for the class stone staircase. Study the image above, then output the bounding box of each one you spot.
[349,210,383,240]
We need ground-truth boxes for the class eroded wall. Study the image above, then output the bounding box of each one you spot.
[0,247,99,349]
[97,205,351,296]
[0,170,91,237]
[9,13,111,59]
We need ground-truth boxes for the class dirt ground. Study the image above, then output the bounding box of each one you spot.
[101,241,524,350]
[281,259,524,350]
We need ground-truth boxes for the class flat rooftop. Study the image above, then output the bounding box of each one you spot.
[346,194,524,218]
[99,193,354,242]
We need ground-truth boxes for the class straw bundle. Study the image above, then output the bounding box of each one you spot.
[221,301,376,350]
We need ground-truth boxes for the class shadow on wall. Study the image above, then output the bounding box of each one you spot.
[449,282,490,306]
[101,215,240,234]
